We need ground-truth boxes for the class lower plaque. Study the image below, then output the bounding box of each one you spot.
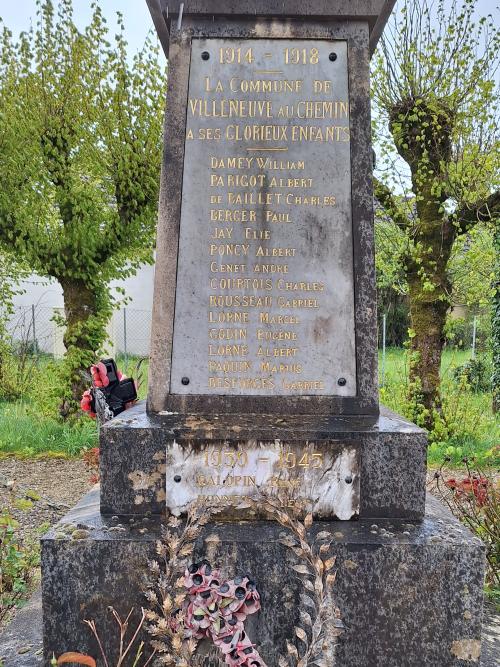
[165,441,359,519]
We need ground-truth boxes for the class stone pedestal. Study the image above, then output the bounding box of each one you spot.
[42,485,485,666]
[100,402,427,520]
[41,404,486,666]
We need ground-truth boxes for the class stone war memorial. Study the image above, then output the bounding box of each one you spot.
[41,2,486,665]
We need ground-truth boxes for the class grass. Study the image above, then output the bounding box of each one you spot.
[379,347,499,467]
[0,349,497,463]
[0,401,97,458]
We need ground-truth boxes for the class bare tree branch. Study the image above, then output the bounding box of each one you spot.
[453,190,500,234]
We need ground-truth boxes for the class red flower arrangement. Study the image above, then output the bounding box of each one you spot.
[180,561,266,667]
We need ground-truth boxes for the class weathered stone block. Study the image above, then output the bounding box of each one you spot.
[100,402,427,520]
[42,488,484,666]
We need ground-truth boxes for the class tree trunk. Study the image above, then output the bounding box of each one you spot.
[407,277,449,428]
[59,278,110,418]
[405,198,454,431]
[492,223,500,413]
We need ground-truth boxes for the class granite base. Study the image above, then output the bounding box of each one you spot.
[42,488,485,666]
[100,403,427,520]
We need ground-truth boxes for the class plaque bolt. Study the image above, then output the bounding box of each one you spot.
[181,377,190,385]
[201,51,210,61]
[337,377,347,386]
[174,475,182,483]
[329,52,338,61]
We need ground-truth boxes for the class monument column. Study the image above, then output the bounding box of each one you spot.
[147,1,385,417]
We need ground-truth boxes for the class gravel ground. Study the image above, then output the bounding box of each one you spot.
[0,457,92,539]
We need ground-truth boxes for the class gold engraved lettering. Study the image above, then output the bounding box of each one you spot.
[210,278,272,290]
[208,377,240,389]
[211,156,254,169]
[210,227,233,240]
[265,211,291,223]
[226,124,288,142]
[228,78,302,94]
[210,209,256,223]
[253,264,288,274]
[256,246,296,257]
[277,297,319,308]
[282,379,325,391]
[209,295,272,308]
[208,360,251,372]
[226,174,266,187]
[209,328,247,341]
[208,344,248,356]
[290,125,350,142]
[204,77,224,93]
[259,312,300,325]
[277,450,324,469]
[197,128,221,141]
[209,243,250,256]
[188,98,273,119]
[208,311,249,323]
[260,362,302,374]
[245,228,270,240]
[277,280,324,292]
[285,194,336,206]
[256,329,297,341]
[228,192,283,206]
[295,100,348,119]
[204,449,249,468]
[257,346,298,358]
[196,473,257,488]
[210,262,246,273]
[255,157,305,170]
[238,377,275,390]
[313,80,332,93]
[269,177,313,188]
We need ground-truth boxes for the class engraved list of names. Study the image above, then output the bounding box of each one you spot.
[170,39,356,396]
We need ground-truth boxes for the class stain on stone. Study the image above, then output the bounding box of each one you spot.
[343,559,358,570]
[450,639,481,661]
[128,470,161,491]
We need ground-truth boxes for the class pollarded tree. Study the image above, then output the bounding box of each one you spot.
[493,222,500,413]
[372,0,500,429]
[0,1,166,416]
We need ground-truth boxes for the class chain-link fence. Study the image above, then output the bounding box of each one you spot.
[6,305,153,359]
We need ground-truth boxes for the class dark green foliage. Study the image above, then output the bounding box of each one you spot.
[453,357,491,393]
[377,287,410,347]
[0,509,39,623]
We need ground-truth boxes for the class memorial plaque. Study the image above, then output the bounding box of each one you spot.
[170,39,356,397]
[165,440,360,519]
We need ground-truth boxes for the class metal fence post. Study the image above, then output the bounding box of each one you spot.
[31,303,37,357]
[472,315,477,359]
[123,308,128,370]
[381,313,387,388]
